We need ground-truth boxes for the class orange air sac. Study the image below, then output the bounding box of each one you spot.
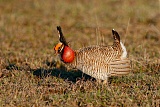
[61,46,75,63]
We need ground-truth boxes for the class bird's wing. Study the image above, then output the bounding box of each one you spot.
[109,58,131,76]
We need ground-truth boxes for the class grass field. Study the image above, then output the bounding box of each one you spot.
[0,0,160,106]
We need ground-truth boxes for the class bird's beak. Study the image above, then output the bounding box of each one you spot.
[54,42,63,54]
[54,46,58,54]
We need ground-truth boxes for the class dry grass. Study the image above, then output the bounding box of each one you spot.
[0,0,160,106]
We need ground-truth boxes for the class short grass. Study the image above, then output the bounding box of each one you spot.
[0,0,160,106]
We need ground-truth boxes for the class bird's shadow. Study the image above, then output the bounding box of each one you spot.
[32,68,93,82]
[32,61,93,82]
[5,60,93,83]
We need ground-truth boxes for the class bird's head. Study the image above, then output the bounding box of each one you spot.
[54,42,64,54]
[54,26,75,63]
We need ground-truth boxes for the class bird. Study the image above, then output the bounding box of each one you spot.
[54,26,131,83]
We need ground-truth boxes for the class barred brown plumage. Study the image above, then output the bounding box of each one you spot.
[54,26,131,82]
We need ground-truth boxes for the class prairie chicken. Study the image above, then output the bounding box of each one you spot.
[54,26,131,82]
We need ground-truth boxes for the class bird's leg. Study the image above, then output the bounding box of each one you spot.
[97,79,102,84]
[96,79,108,85]
[103,80,108,85]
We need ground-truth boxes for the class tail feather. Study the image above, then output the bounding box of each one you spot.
[120,42,127,59]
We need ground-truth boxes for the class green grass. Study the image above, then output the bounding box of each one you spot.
[0,0,160,106]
